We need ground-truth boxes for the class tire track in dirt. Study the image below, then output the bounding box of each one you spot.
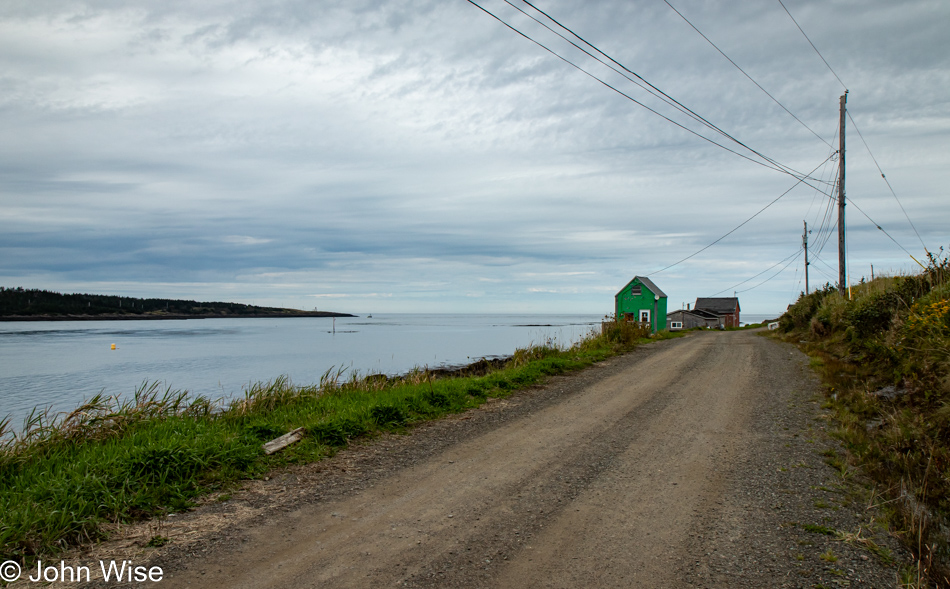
[160,334,706,588]
[152,331,906,589]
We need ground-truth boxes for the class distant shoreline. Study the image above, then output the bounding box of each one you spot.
[0,311,356,322]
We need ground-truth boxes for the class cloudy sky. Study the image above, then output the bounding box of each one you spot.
[2,0,947,315]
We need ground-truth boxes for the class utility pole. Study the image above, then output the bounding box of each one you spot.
[803,220,810,295]
[837,91,848,296]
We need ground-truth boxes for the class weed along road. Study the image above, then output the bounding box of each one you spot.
[157,330,904,588]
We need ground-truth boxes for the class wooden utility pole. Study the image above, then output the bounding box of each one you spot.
[803,220,810,295]
[837,92,848,296]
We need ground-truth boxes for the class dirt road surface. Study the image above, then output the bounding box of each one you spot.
[147,330,906,588]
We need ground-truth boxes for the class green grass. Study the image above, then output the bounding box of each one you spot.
[803,523,837,536]
[0,321,677,562]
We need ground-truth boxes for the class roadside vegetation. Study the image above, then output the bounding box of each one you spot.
[776,249,950,587]
[0,320,671,562]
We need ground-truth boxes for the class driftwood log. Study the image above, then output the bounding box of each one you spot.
[262,427,306,455]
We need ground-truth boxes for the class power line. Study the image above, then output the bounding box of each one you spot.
[846,110,929,254]
[515,0,816,178]
[790,266,803,303]
[737,249,803,294]
[773,2,929,270]
[812,211,837,259]
[803,129,840,221]
[810,161,839,257]
[646,154,835,276]
[773,2,927,263]
[845,195,917,259]
[516,0,836,185]
[505,1,728,141]
[662,0,832,147]
[776,0,847,90]
[803,136,841,265]
[808,261,837,283]
[808,124,843,261]
[809,252,839,277]
[469,0,830,185]
[708,247,803,296]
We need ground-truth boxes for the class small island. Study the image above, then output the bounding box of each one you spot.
[0,287,355,321]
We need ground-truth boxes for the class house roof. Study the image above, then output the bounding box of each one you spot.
[669,308,718,320]
[694,297,740,314]
[616,276,667,298]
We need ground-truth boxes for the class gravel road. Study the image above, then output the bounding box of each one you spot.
[138,330,908,588]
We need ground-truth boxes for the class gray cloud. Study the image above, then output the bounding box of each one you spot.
[1,0,948,314]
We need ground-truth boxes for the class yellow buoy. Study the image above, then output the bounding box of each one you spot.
[111,343,116,350]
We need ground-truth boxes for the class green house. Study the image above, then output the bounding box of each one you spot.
[614,276,668,333]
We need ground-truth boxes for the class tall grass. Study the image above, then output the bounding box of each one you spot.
[0,322,667,562]
[777,248,950,586]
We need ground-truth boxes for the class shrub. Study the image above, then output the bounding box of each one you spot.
[370,405,407,426]
[310,417,367,447]
[602,320,651,345]
[781,283,836,332]
[847,290,900,339]
[422,390,452,409]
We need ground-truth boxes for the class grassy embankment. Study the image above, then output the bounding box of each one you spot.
[776,251,950,586]
[0,321,670,563]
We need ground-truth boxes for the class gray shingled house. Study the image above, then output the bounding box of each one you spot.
[693,297,741,328]
[666,308,721,330]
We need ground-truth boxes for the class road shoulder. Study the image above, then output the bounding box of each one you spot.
[676,332,910,588]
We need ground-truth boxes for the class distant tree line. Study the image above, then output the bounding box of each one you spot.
[0,287,296,317]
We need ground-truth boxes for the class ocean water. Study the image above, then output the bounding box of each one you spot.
[0,314,602,429]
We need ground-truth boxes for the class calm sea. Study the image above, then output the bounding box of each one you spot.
[0,314,603,429]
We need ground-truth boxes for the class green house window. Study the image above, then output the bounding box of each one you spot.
[631,285,641,296]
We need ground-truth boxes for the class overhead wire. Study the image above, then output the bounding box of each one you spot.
[645,153,835,276]
[845,196,918,259]
[809,252,839,277]
[515,0,836,186]
[515,0,822,180]
[801,132,840,276]
[846,110,929,254]
[808,262,837,284]
[708,247,803,297]
[803,125,840,221]
[471,0,924,287]
[468,0,830,185]
[798,106,913,261]
[505,1,730,141]
[810,167,839,257]
[777,0,847,90]
[812,212,837,259]
[662,0,832,148]
[790,266,803,302]
[777,0,928,268]
[736,249,803,294]
[807,121,842,261]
